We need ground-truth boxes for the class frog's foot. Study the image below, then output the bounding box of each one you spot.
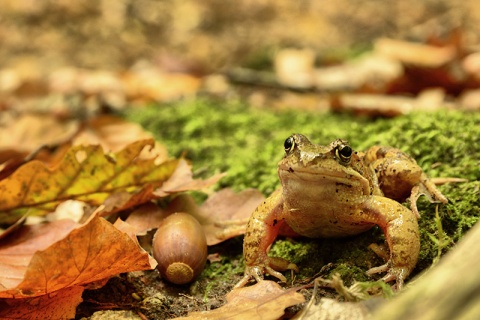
[410,179,449,219]
[234,257,299,288]
[366,263,407,290]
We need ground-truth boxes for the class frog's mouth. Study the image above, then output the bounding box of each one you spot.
[278,165,368,191]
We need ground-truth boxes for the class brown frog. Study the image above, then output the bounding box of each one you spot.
[236,134,447,289]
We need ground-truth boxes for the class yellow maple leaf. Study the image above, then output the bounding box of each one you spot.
[0,139,178,224]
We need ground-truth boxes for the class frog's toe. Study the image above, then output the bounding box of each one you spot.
[234,262,292,288]
[268,256,299,273]
[366,263,389,275]
[367,263,408,290]
[265,266,288,283]
[234,265,265,288]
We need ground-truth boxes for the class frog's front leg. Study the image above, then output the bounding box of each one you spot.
[235,189,299,288]
[361,196,420,289]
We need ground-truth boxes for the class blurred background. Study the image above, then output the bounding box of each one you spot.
[1,0,478,70]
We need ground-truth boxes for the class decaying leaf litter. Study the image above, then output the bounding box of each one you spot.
[1,1,480,319]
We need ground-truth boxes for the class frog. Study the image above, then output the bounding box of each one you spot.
[235,134,448,289]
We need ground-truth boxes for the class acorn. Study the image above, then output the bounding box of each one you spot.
[152,212,208,285]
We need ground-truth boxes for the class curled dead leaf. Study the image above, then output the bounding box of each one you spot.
[178,280,305,320]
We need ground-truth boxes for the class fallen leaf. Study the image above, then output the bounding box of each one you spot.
[122,188,261,246]
[0,214,154,298]
[178,280,305,320]
[0,285,84,320]
[293,298,370,320]
[0,215,27,239]
[122,66,201,102]
[275,48,316,89]
[0,113,79,155]
[313,53,402,92]
[0,139,178,224]
[0,219,78,291]
[200,188,264,245]
[333,89,452,117]
[153,158,226,197]
[125,203,170,235]
[374,38,456,68]
[100,158,224,217]
[459,89,480,111]
[72,115,169,160]
[48,200,87,223]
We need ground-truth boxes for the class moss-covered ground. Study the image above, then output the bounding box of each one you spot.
[125,98,480,292]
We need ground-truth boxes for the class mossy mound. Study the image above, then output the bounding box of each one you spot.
[126,99,480,283]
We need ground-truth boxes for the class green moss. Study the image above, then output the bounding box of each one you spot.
[125,98,480,285]
[328,263,370,284]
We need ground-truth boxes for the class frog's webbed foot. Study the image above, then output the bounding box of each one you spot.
[410,179,448,219]
[366,263,407,290]
[234,257,299,288]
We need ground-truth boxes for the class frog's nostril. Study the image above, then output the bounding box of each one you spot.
[288,167,295,173]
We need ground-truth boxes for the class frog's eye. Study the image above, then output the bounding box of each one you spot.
[336,144,352,163]
[284,136,295,153]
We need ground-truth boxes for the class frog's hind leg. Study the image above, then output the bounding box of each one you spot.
[360,196,420,290]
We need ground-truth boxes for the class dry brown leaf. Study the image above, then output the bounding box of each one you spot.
[200,188,264,245]
[0,285,84,320]
[153,159,226,197]
[374,38,456,68]
[0,113,79,155]
[178,280,305,320]
[459,89,480,111]
[125,203,170,235]
[334,89,451,117]
[72,114,168,160]
[275,48,316,89]
[0,214,154,298]
[122,67,201,102]
[313,53,402,92]
[293,298,370,320]
[123,188,262,246]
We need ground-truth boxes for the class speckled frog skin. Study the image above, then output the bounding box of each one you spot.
[236,134,447,289]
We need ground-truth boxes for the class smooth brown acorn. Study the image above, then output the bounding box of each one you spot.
[152,212,208,285]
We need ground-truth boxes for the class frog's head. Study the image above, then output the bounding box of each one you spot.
[278,134,371,193]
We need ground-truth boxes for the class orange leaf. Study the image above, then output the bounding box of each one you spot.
[0,214,154,298]
[0,219,78,291]
[0,286,84,320]
[178,280,305,319]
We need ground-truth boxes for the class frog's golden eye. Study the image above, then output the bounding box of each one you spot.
[336,144,352,163]
[284,136,295,153]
